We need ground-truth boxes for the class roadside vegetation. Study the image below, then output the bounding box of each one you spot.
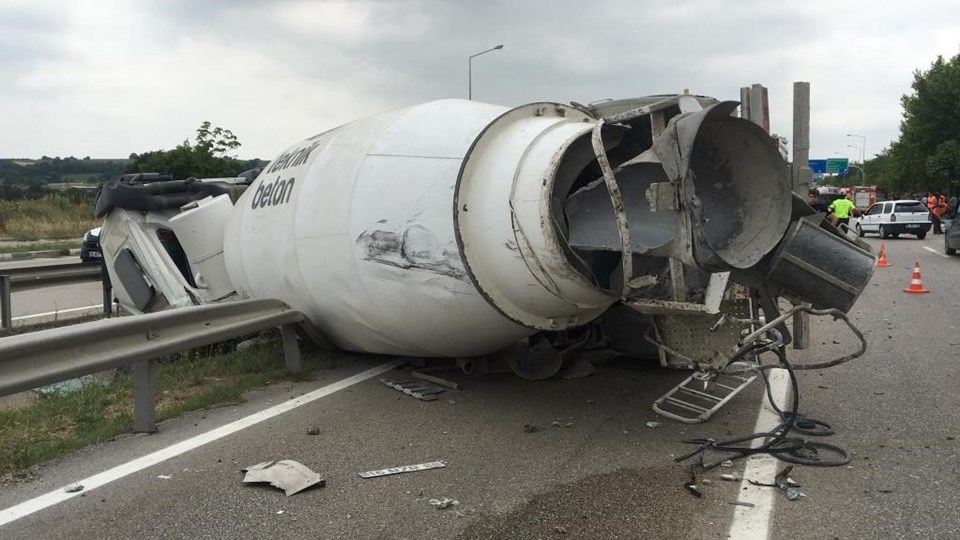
[0,240,81,255]
[0,332,337,476]
[0,195,101,241]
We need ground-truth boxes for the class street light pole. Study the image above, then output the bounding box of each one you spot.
[846,133,866,163]
[847,144,865,183]
[468,44,503,100]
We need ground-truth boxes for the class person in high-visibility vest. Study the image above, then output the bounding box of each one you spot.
[829,192,857,227]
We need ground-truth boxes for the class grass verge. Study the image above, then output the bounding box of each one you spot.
[0,195,101,241]
[0,331,337,477]
[0,241,81,254]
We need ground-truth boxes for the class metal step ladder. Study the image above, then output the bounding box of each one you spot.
[652,364,757,424]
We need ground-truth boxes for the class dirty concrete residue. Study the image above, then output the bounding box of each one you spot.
[357,224,466,280]
[459,466,710,540]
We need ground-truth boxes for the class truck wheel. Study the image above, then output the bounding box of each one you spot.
[917,232,926,240]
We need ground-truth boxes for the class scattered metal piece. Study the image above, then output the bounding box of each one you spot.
[878,489,894,494]
[684,483,703,498]
[774,465,794,490]
[242,460,325,496]
[276,510,285,515]
[380,378,445,401]
[358,460,446,479]
[157,474,172,480]
[411,369,463,390]
[63,483,84,493]
[720,473,740,482]
[646,421,662,428]
[429,497,459,509]
[730,501,755,508]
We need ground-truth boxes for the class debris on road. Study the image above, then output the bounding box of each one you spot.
[747,466,806,501]
[429,497,459,509]
[380,378,445,401]
[242,460,326,496]
[306,427,320,436]
[63,483,84,493]
[645,421,662,429]
[358,460,446,479]
[157,475,172,480]
[730,501,755,508]
[720,473,741,482]
[411,369,464,391]
[719,460,733,468]
[524,424,540,433]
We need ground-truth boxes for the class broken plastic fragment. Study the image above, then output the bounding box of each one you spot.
[242,460,325,496]
[63,483,84,493]
[720,460,734,468]
[645,421,661,429]
[785,487,800,501]
[430,497,459,509]
[720,473,741,482]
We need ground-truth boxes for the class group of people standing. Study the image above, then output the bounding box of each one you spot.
[920,192,956,234]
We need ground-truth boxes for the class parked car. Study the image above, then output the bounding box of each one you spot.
[855,200,931,239]
[945,218,960,255]
[80,226,102,262]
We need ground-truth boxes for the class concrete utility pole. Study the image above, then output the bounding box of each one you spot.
[792,82,812,195]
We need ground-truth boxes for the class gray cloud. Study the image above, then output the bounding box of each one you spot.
[0,0,957,161]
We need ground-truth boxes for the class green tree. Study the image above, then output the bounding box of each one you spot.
[887,50,960,192]
[126,122,249,178]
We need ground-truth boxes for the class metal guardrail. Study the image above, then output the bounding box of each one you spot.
[0,261,105,328]
[1,261,102,291]
[0,298,304,432]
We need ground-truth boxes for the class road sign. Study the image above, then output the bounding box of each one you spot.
[827,158,849,175]
[808,159,827,174]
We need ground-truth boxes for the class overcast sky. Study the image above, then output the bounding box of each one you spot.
[2,0,958,163]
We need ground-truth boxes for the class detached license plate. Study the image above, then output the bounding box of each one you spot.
[906,224,920,229]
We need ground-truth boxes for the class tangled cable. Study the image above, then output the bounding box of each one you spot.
[676,306,867,487]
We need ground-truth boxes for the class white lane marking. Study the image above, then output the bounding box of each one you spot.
[726,368,792,540]
[12,305,102,323]
[0,360,404,527]
[922,246,949,259]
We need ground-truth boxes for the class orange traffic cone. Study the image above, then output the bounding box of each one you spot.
[877,243,891,268]
[903,261,930,294]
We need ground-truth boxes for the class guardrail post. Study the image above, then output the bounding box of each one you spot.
[281,324,301,374]
[133,359,158,432]
[0,275,11,329]
[100,262,113,317]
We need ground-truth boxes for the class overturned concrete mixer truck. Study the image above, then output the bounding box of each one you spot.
[94,94,876,399]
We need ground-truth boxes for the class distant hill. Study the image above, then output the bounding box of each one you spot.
[0,156,131,199]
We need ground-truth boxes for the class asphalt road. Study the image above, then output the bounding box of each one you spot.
[0,257,104,320]
[1,233,958,539]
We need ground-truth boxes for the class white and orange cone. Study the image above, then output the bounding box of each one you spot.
[877,243,891,268]
[902,261,930,294]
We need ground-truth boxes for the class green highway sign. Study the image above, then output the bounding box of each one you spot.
[826,158,849,174]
